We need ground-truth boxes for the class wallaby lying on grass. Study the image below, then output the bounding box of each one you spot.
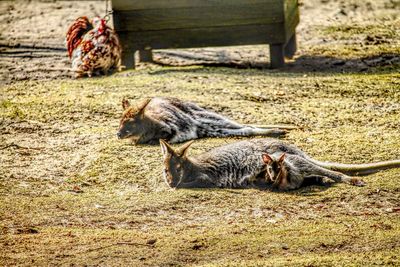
[262,152,400,191]
[160,138,324,188]
[160,139,272,188]
[117,97,293,144]
[160,138,400,189]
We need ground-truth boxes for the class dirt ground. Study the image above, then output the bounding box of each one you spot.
[1,0,400,266]
[1,0,399,84]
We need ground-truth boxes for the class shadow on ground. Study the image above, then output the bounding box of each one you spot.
[150,52,400,74]
[2,43,399,86]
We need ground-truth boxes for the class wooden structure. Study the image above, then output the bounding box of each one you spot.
[112,0,299,68]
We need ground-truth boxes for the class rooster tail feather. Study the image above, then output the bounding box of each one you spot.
[66,16,93,58]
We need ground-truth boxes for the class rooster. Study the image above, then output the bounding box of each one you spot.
[66,16,122,77]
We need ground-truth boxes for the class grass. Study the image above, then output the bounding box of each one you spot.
[1,13,400,267]
[1,68,399,266]
[310,19,400,58]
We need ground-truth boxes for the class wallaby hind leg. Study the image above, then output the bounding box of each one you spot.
[308,166,365,187]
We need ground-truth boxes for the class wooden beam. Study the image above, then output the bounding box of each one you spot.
[284,33,296,58]
[113,4,283,32]
[139,49,154,63]
[284,0,299,41]
[117,24,286,52]
[121,50,135,69]
[112,0,284,11]
[270,44,285,68]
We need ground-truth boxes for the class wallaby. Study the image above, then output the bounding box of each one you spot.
[160,138,400,189]
[117,97,294,144]
[160,138,331,188]
[262,152,400,191]
[262,153,363,190]
[160,139,274,188]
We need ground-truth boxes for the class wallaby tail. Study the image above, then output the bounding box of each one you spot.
[307,158,400,176]
[248,124,298,130]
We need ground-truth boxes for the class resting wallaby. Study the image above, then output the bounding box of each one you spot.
[160,138,400,189]
[117,97,292,144]
[262,152,400,191]
[160,139,274,188]
[160,138,331,188]
[262,153,363,190]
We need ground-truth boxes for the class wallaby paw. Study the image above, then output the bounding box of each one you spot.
[271,183,289,191]
[273,129,287,137]
[350,178,366,187]
[278,187,290,192]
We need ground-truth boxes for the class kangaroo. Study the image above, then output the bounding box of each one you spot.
[117,97,293,144]
[159,138,400,189]
[262,152,400,191]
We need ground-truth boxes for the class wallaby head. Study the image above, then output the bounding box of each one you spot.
[117,98,151,139]
[262,153,286,182]
[160,139,194,187]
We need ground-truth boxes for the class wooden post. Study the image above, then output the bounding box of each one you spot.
[139,49,154,63]
[284,33,297,59]
[121,50,135,69]
[270,44,285,68]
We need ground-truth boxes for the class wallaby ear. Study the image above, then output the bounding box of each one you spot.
[278,153,286,163]
[176,140,194,157]
[122,98,130,110]
[160,139,175,157]
[262,154,273,164]
[135,98,151,114]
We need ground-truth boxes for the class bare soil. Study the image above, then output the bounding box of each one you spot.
[0,0,400,266]
[1,0,399,84]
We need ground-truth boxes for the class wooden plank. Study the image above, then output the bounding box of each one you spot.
[113,4,284,32]
[284,4,299,42]
[117,24,286,51]
[284,33,296,58]
[284,0,297,18]
[112,0,283,11]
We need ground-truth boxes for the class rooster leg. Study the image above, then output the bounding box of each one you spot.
[75,72,84,79]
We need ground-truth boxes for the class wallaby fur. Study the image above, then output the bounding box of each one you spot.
[118,97,292,144]
[160,138,400,189]
[262,153,365,191]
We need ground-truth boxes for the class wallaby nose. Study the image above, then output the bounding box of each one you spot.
[117,132,122,139]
